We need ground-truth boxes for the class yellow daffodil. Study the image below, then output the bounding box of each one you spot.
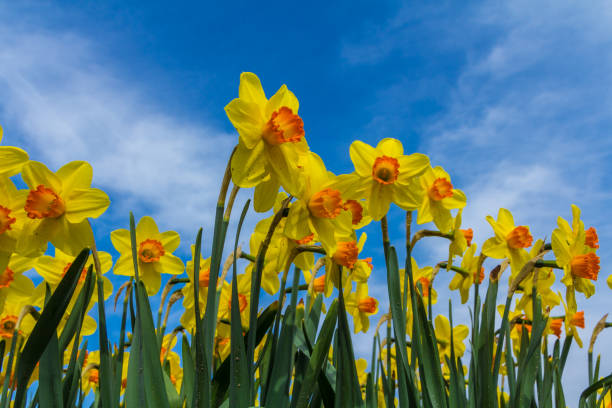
[34,247,113,309]
[399,258,437,305]
[0,127,28,177]
[551,205,599,311]
[434,315,468,362]
[482,208,534,275]
[180,250,211,330]
[516,266,560,320]
[284,152,352,254]
[0,254,35,311]
[559,294,584,348]
[342,198,373,230]
[217,271,252,328]
[449,243,483,304]
[250,193,314,295]
[0,177,29,268]
[324,232,371,295]
[225,72,309,212]
[447,209,470,270]
[345,282,378,333]
[18,161,110,256]
[337,138,430,221]
[111,216,184,295]
[416,166,466,232]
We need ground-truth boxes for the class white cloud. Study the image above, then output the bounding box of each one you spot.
[0,8,235,242]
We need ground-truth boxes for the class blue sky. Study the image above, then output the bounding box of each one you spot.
[2,1,612,404]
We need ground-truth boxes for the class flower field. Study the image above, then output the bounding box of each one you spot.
[0,72,610,407]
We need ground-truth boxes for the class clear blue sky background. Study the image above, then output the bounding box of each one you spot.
[2,1,612,405]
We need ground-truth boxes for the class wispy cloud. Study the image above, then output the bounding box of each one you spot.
[0,5,235,243]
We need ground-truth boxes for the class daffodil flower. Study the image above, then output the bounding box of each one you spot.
[217,270,252,328]
[249,193,314,295]
[345,282,378,333]
[559,294,585,347]
[447,209,470,270]
[225,72,310,212]
[336,138,429,221]
[18,161,110,256]
[449,243,483,304]
[552,205,599,311]
[34,247,113,310]
[482,208,534,275]
[416,166,466,232]
[284,152,352,254]
[399,258,437,305]
[434,315,468,361]
[0,177,28,269]
[180,249,212,330]
[0,126,28,177]
[0,254,35,311]
[111,216,184,295]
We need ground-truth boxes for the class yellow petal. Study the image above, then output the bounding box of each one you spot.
[112,254,133,276]
[52,219,94,255]
[238,72,267,107]
[367,183,392,221]
[265,84,299,117]
[231,141,267,188]
[65,188,110,223]
[551,229,572,266]
[111,229,131,254]
[56,161,93,196]
[376,138,403,156]
[224,99,264,149]
[137,216,160,240]
[140,263,161,295]
[253,174,280,213]
[441,189,467,210]
[160,231,180,253]
[159,254,185,275]
[392,183,421,211]
[22,161,62,192]
[349,141,376,178]
[397,153,430,183]
[482,237,507,259]
[0,146,28,177]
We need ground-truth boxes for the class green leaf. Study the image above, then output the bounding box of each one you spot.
[14,248,90,408]
[38,284,63,408]
[181,335,195,408]
[294,300,338,408]
[335,278,364,408]
[230,200,251,408]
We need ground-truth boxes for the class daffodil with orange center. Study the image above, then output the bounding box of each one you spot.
[346,282,379,333]
[180,248,212,330]
[249,193,314,295]
[447,209,469,270]
[225,72,310,212]
[217,270,252,329]
[548,318,563,338]
[559,294,584,347]
[33,247,113,311]
[343,198,372,230]
[0,254,35,312]
[334,138,430,221]
[0,177,29,269]
[0,127,28,177]
[552,205,600,311]
[416,166,467,232]
[18,161,110,257]
[324,233,371,295]
[111,216,184,295]
[449,243,483,304]
[284,152,352,255]
[482,208,534,276]
[399,257,437,306]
